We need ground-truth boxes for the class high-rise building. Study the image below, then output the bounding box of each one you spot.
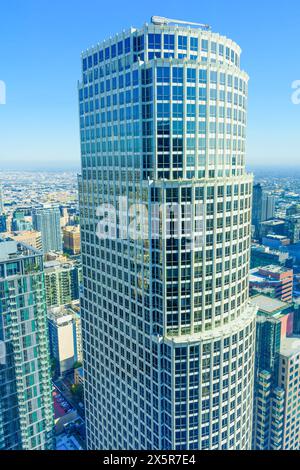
[32,205,62,254]
[0,214,7,233]
[0,183,4,214]
[0,239,54,450]
[78,17,256,450]
[252,183,275,240]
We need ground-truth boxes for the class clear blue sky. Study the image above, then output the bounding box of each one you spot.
[0,0,299,170]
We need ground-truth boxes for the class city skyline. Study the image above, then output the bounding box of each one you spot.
[1,6,300,456]
[0,1,300,170]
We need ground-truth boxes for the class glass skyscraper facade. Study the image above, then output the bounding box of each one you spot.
[78,18,256,450]
[0,239,53,450]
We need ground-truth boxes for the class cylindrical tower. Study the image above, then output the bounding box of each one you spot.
[79,18,256,450]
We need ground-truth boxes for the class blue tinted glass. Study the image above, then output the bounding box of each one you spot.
[99,50,104,62]
[157,85,170,100]
[93,53,98,66]
[111,44,116,58]
[132,70,139,86]
[88,56,92,68]
[201,39,208,52]
[148,34,161,49]
[118,41,123,55]
[199,69,207,83]
[172,86,183,100]
[157,67,170,83]
[125,37,131,53]
[173,67,183,84]
[187,68,196,83]
[178,35,187,49]
[105,47,110,60]
[164,34,175,50]
[190,37,198,51]
[210,71,217,83]
[125,72,131,87]
[83,58,87,71]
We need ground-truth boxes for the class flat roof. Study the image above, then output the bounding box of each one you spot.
[280,336,300,358]
[0,238,40,261]
[251,294,289,314]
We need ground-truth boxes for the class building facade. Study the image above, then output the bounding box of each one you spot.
[44,259,81,308]
[78,17,256,450]
[0,239,53,450]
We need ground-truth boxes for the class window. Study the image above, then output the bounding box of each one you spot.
[125,37,131,54]
[201,39,208,52]
[199,69,207,84]
[190,37,198,51]
[173,67,183,84]
[178,35,187,50]
[164,34,175,50]
[157,67,170,83]
[187,68,196,83]
[148,34,161,49]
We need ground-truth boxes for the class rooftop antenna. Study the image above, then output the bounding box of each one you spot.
[151,15,211,31]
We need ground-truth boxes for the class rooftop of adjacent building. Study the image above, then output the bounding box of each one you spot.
[264,234,289,241]
[48,301,80,324]
[251,294,290,316]
[280,335,300,358]
[0,237,40,262]
[63,225,80,234]
[44,258,78,271]
[261,219,285,226]
[55,433,83,451]
[250,265,293,283]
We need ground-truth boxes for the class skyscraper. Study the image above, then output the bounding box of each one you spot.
[252,183,275,239]
[78,17,256,450]
[32,205,62,254]
[0,239,53,450]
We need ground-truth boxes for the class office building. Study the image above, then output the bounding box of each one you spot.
[0,239,53,449]
[63,225,81,255]
[78,17,256,450]
[32,205,62,254]
[250,265,294,302]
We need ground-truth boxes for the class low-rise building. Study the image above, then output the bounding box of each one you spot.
[250,265,294,302]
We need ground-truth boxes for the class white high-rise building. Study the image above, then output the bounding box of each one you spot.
[78,17,256,450]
